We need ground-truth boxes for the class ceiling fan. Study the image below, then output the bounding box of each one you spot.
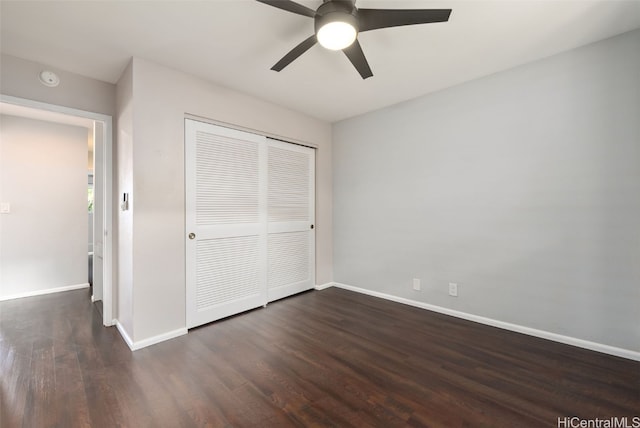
[256,0,452,79]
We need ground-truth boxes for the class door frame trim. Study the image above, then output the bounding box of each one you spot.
[184,114,318,150]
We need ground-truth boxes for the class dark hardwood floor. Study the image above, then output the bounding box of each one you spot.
[1,287,638,427]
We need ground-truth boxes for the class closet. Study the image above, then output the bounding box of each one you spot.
[185,119,315,328]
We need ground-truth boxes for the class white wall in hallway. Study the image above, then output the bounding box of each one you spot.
[0,115,89,298]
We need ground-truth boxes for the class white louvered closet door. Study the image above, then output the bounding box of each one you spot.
[185,120,267,328]
[266,139,315,302]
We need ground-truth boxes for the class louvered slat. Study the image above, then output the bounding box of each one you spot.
[196,131,259,225]
[196,236,260,310]
[268,146,309,222]
[268,232,310,290]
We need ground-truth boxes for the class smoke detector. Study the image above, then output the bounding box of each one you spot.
[38,70,60,87]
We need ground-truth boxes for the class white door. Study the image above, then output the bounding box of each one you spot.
[185,120,267,328]
[267,139,315,302]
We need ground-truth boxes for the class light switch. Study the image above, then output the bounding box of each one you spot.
[0,202,10,214]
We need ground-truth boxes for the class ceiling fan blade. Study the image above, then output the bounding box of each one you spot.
[271,35,317,72]
[342,39,373,80]
[255,0,316,18]
[358,9,452,32]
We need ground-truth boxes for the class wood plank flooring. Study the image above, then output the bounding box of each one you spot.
[1,287,638,427]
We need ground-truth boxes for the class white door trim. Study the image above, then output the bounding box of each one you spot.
[1,94,115,326]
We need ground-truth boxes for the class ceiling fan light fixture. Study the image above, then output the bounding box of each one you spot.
[315,4,358,51]
[317,19,357,50]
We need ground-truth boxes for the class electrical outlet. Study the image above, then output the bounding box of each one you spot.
[413,278,421,291]
[448,282,458,297]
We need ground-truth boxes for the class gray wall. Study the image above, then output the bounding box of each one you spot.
[116,61,134,336]
[1,54,116,117]
[332,29,640,352]
[0,115,88,298]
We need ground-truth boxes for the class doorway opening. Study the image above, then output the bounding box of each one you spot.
[0,95,114,326]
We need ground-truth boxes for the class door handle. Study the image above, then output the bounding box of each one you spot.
[188,233,196,240]
[310,224,314,230]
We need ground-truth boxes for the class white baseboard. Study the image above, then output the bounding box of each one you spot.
[326,282,640,362]
[115,320,187,351]
[133,328,188,351]
[115,320,135,350]
[315,282,335,290]
[0,283,90,302]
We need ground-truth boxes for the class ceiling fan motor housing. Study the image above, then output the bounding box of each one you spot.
[314,0,359,35]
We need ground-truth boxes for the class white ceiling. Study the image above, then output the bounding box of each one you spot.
[1,0,639,123]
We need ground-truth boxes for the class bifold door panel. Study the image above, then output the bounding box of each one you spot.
[185,119,314,328]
